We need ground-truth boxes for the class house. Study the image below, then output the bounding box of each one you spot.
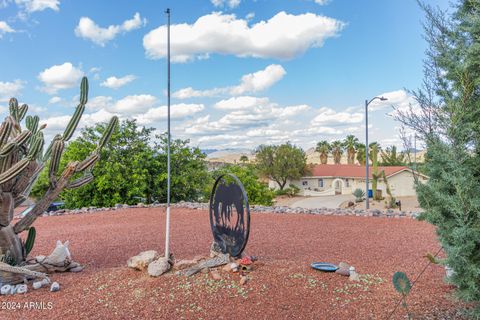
[268,164,428,197]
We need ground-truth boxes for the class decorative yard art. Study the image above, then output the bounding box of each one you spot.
[209,173,250,258]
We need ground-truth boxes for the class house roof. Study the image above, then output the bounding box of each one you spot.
[308,164,413,179]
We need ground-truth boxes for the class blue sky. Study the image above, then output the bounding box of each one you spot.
[0,0,449,150]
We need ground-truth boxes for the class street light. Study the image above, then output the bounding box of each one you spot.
[365,96,387,210]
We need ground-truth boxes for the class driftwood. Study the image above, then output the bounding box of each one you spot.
[0,240,82,284]
[184,254,230,277]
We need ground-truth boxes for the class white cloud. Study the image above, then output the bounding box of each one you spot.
[109,94,157,114]
[143,11,344,62]
[15,0,59,12]
[48,96,61,104]
[0,21,15,38]
[230,64,286,95]
[311,107,363,125]
[277,104,311,118]
[0,79,24,102]
[75,12,146,46]
[211,0,240,8]
[38,62,84,94]
[314,0,330,5]
[100,75,136,89]
[87,95,113,111]
[173,64,286,99]
[137,103,204,125]
[368,89,418,113]
[214,96,270,110]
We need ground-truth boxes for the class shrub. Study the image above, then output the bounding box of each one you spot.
[352,188,365,202]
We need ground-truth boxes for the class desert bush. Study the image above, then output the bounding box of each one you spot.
[352,188,365,202]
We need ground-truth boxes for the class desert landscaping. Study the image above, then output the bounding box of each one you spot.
[0,205,467,319]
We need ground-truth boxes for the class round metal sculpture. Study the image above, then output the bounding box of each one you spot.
[209,174,250,257]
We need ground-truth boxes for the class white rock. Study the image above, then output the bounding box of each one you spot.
[15,284,27,294]
[147,257,171,277]
[32,281,43,290]
[1,284,12,295]
[50,282,60,292]
[127,250,158,271]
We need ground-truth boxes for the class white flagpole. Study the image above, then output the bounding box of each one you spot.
[164,8,171,259]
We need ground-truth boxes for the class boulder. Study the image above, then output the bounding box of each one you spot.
[50,282,60,292]
[127,250,158,271]
[148,257,171,277]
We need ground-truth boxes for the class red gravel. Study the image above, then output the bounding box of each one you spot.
[0,208,466,319]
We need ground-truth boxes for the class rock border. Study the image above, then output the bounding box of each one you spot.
[18,201,421,219]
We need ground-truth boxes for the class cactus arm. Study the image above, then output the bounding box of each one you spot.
[42,134,61,162]
[75,153,99,172]
[67,172,94,189]
[14,162,77,234]
[0,158,30,185]
[0,118,13,148]
[63,104,85,142]
[18,104,28,122]
[48,139,64,187]
[9,98,19,122]
[79,77,88,105]
[24,227,36,256]
[96,116,118,151]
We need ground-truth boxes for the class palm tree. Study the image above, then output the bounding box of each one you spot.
[356,143,366,165]
[343,135,359,165]
[315,141,331,164]
[331,140,344,164]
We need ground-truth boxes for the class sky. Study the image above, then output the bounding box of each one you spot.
[0,0,450,151]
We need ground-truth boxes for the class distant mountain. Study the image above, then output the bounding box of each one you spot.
[206,148,254,163]
[201,149,218,155]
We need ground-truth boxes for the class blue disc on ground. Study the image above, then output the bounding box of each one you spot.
[311,262,339,272]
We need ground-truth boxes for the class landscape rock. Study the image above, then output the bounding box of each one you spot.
[335,267,350,276]
[127,250,158,271]
[15,284,27,294]
[50,282,60,292]
[148,257,171,277]
[1,284,12,295]
[239,275,248,285]
[349,267,360,281]
[32,281,43,290]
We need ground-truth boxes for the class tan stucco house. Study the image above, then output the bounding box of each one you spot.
[269,164,428,197]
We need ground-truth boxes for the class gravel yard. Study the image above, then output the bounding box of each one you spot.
[0,207,466,319]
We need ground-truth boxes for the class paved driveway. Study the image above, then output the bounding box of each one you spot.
[290,194,355,209]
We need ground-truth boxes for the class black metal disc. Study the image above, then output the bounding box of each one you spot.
[209,173,250,257]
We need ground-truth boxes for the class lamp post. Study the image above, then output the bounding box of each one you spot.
[365,96,387,210]
[165,8,171,259]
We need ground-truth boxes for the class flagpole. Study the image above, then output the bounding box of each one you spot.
[164,8,171,259]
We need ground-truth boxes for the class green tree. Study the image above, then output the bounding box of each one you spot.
[356,143,366,165]
[315,140,331,164]
[210,164,274,206]
[331,140,344,164]
[239,155,249,163]
[343,135,359,165]
[151,134,209,203]
[380,145,406,166]
[369,142,381,200]
[32,120,209,208]
[255,143,306,190]
[394,1,480,315]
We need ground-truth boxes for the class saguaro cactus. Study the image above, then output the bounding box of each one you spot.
[0,77,117,282]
